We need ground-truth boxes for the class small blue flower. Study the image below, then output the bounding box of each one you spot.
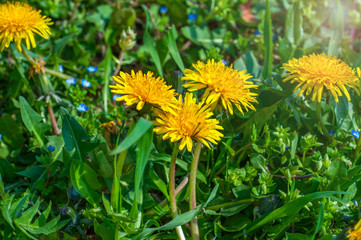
[354,200,358,205]
[77,104,89,112]
[328,130,335,136]
[113,94,122,101]
[285,146,291,150]
[188,13,197,22]
[221,59,227,66]
[273,34,278,42]
[86,66,98,73]
[59,65,64,72]
[48,145,55,152]
[81,79,91,88]
[352,130,360,139]
[254,30,261,36]
[160,6,168,14]
[0,134,2,140]
[66,78,77,85]
[70,186,81,201]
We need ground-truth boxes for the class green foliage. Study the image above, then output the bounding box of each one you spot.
[2,0,361,239]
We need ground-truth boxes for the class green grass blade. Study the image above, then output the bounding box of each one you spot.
[100,48,113,115]
[167,25,185,73]
[285,2,303,45]
[111,118,153,155]
[261,0,273,80]
[245,191,347,233]
[20,97,49,147]
[134,184,218,239]
[327,0,343,57]
[144,31,163,78]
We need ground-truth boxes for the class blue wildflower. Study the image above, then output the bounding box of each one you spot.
[59,65,64,72]
[285,146,291,150]
[86,66,98,73]
[328,130,335,136]
[66,78,77,85]
[77,104,89,113]
[273,34,278,42]
[352,130,360,139]
[188,13,197,22]
[160,6,168,14]
[221,59,227,66]
[254,30,261,36]
[70,186,81,201]
[48,145,55,152]
[354,200,358,205]
[81,79,91,88]
[113,94,122,101]
[0,134,2,140]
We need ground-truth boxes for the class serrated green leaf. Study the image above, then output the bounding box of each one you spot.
[20,97,50,147]
[60,107,98,160]
[2,195,15,229]
[10,194,28,219]
[16,198,40,225]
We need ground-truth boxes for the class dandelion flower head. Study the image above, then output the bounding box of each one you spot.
[0,2,53,52]
[283,53,360,103]
[110,70,178,113]
[348,219,361,240]
[181,59,258,115]
[154,93,224,152]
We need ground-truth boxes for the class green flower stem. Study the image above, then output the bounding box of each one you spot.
[315,101,329,141]
[112,119,136,240]
[22,48,73,80]
[44,68,73,80]
[206,199,254,211]
[113,51,124,76]
[169,142,186,240]
[355,138,361,160]
[189,141,202,240]
[111,119,136,212]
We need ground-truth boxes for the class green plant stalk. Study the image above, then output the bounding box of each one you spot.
[22,48,73,80]
[111,119,135,239]
[113,50,124,76]
[189,141,202,240]
[169,142,185,240]
[315,101,329,141]
[10,47,35,97]
[111,119,136,211]
[355,137,361,160]
[206,199,254,210]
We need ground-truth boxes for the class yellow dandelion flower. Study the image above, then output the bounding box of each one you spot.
[181,59,258,115]
[0,2,53,52]
[348,219,361,240]
[110,70,178,113]
[283,53,360,103]
[154,92,224,152]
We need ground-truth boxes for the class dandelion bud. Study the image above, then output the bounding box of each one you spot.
[119,28,136,51]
